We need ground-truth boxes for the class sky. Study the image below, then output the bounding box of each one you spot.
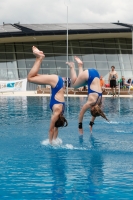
[0,0,133,25]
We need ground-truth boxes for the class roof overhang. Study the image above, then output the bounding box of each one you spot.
[0,23,131,43]
[0,32,131,43]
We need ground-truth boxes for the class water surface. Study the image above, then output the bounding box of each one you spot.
[0,97,133,199]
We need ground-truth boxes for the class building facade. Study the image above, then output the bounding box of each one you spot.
[0,23,132,90]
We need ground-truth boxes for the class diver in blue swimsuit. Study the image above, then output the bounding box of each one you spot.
[50,76,65,112]
[67,56,108,134]
[27,46,67,143]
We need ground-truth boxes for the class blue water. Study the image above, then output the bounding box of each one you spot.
[0,96,133,200]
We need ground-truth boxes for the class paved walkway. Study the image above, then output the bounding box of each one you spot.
[0,91,133,98]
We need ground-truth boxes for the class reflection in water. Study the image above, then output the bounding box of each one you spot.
[49,150,67,199]
[87,135,104,197]
[78,135,104,198]
[79,135,83,145]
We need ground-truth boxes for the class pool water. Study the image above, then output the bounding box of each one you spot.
[0,96,133,200]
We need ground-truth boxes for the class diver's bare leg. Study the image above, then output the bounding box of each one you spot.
[66,62,77,84]
[74,56,83,76]
[27,46,45,81]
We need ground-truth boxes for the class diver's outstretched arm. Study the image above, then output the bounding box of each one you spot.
[78,102,91,134]
[49,111,60,143]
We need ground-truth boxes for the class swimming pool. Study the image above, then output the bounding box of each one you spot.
[0,96,133,199]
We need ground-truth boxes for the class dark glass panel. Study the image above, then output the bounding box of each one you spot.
[5,45,15,61]
[0,45,6,62]
[23,42,38,59]
[53,41,71,63]
[70,41,81,55]
[38,41,55,60]
[15,44,25,60]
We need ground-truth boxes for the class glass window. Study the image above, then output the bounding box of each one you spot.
[70,41,81,55]
[0,68,8,80]
[79,40,92,48]
[38,42,55,60]
[83,62,96,69]
[15,44,25,59]
[104,39,116,45]
[129,54,133,64]
[94,54,107,62]
[97,69,109,83]
[53,41,71,62]
[25,60,34,74]
[23,43,37,60]
[96,62,109,69]
[5,45,18,80]
[118,52,131,63]
[124,70,133,78]
[80,47,95,62]
[0,45,6,62]
[57,68,68,77]
[105,48,119,62]
[120,63,132,70]
[18,68,27,79]
[15,44,27,79]
[56,61,66,75]
[108,62,120,70]
[41,60,56,74]
[0,45,8,80]
[116,70,121,79]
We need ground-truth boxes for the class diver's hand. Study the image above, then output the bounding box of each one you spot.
[79,128,83,134]
[89,125,92,133]
[89,121,94,133]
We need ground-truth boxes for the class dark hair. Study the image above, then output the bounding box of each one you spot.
[127,79,131,83]
[111,66,115,69]
[55,114,68,128]
[90,105,109,121]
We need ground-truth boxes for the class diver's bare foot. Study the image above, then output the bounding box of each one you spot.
[66,62,75,69]
[74,56,83,66]
[32,46,45,59]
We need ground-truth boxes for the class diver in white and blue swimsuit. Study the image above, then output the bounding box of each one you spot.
[27,46,67,144]
[67,56,109,134]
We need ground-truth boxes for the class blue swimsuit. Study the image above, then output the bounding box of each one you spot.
[50,76,65,112]
[87,69,102,104]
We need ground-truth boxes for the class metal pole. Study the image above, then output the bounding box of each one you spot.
[66,5,68,102]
